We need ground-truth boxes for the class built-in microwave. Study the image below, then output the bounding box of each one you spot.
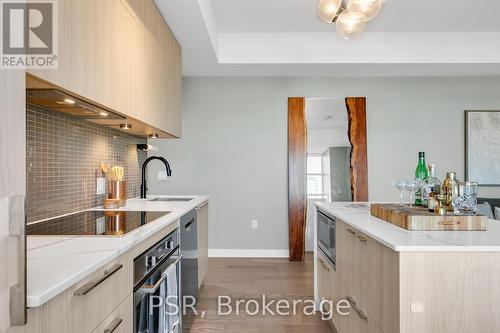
[317,209,336,268]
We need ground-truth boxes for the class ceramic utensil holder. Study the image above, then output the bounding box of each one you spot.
[108,181,126,207]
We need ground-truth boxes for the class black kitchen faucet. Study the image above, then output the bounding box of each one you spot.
[140,156,172,198]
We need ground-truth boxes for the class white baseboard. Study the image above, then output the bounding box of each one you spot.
[208,249,289,258]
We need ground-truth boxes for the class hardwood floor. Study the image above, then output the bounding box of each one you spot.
[190,254,332,333]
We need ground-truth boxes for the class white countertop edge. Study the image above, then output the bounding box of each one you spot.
[316,202,500,252]
[26,195,209,307]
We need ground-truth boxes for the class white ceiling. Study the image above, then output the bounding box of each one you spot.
[211,0,500,33]
[155,0,500,76]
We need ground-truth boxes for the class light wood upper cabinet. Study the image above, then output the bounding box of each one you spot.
[122,0,182,137]
[27,0,181,137]
[66,0,136,119]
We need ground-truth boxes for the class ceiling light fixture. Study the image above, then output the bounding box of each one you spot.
[148,133,159,139]
[120,123,132,130]
[336,11,366,39]
[318,0,384,39]
[318,0,344,23]
[99,111,108,117]
[63,98,76,104]
[348,0,382,22]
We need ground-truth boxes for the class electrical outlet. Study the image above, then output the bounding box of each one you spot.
[251,219,258,229]
[158,171,169,181]
[96,177,106,195]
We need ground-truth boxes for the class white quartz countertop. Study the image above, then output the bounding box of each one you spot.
[26,195,209,308]
[316,202,500,252]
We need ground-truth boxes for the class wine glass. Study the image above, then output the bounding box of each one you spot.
[405,180,420,207]
[392,180,407,206]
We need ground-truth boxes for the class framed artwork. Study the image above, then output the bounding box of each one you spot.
[465,110,500,186]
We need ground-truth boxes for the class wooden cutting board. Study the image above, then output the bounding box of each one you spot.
[370,204,488,231]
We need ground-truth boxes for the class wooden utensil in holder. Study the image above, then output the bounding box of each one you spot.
[108,181,126,207]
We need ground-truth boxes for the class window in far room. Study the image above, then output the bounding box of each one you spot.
[307,154,324,199]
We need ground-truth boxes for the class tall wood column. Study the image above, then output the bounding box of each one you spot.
[288,97,307,262]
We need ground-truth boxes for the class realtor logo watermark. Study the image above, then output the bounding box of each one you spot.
[1,0,58,69]
[149,295,352,322]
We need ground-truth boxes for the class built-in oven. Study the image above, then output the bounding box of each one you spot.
[317,209,336,268]
[134,229,182,333]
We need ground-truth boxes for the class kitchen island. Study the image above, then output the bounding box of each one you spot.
[314,202,500,333]
[11,195,208,333]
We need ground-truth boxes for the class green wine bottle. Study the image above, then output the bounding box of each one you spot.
[415,152,429,206]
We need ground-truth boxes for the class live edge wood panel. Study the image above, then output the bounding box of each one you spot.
[27,0,182,137]
[345,97,368,202]
[288,97,368,261]
[288,97,307,262]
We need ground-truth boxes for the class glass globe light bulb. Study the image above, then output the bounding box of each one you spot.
[318,0,343,23]
[336,11,366,39]
[347,0,383,22]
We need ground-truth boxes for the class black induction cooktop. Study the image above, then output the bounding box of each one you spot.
[27,210,170,237]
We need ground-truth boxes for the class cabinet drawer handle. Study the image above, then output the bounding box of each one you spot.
[347,229,367,242]
[346,296,368,321]
[104,318,123,333]
[440,220,460,226]
[318,257,331,271]
[139,255,183,294]
[184,219,195,229]
[74,264,123,296]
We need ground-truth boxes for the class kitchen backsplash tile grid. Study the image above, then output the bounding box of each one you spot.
[26,103,147,223]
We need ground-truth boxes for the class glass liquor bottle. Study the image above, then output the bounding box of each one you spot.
[414,152,429,206]
[422,164,442,208]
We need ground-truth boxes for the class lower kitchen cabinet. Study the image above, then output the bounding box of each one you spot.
[9,254,132,333]
[197,202,209,288]
[8,223,179,333]
[316,250,333,308]
[327,217,500,333]
[333,276,384,333]
[336,219,399,333]
[69,254,133,333]
[91,293,132,333]
[332,219,400,333]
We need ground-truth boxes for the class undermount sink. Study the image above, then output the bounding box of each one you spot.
[148,197,194,202]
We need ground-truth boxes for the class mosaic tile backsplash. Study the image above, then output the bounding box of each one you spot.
[26,104,147,223]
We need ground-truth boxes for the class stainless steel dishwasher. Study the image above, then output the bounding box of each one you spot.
[181,209,198,331]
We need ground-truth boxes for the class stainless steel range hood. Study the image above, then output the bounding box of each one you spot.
[26,89,126,120]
